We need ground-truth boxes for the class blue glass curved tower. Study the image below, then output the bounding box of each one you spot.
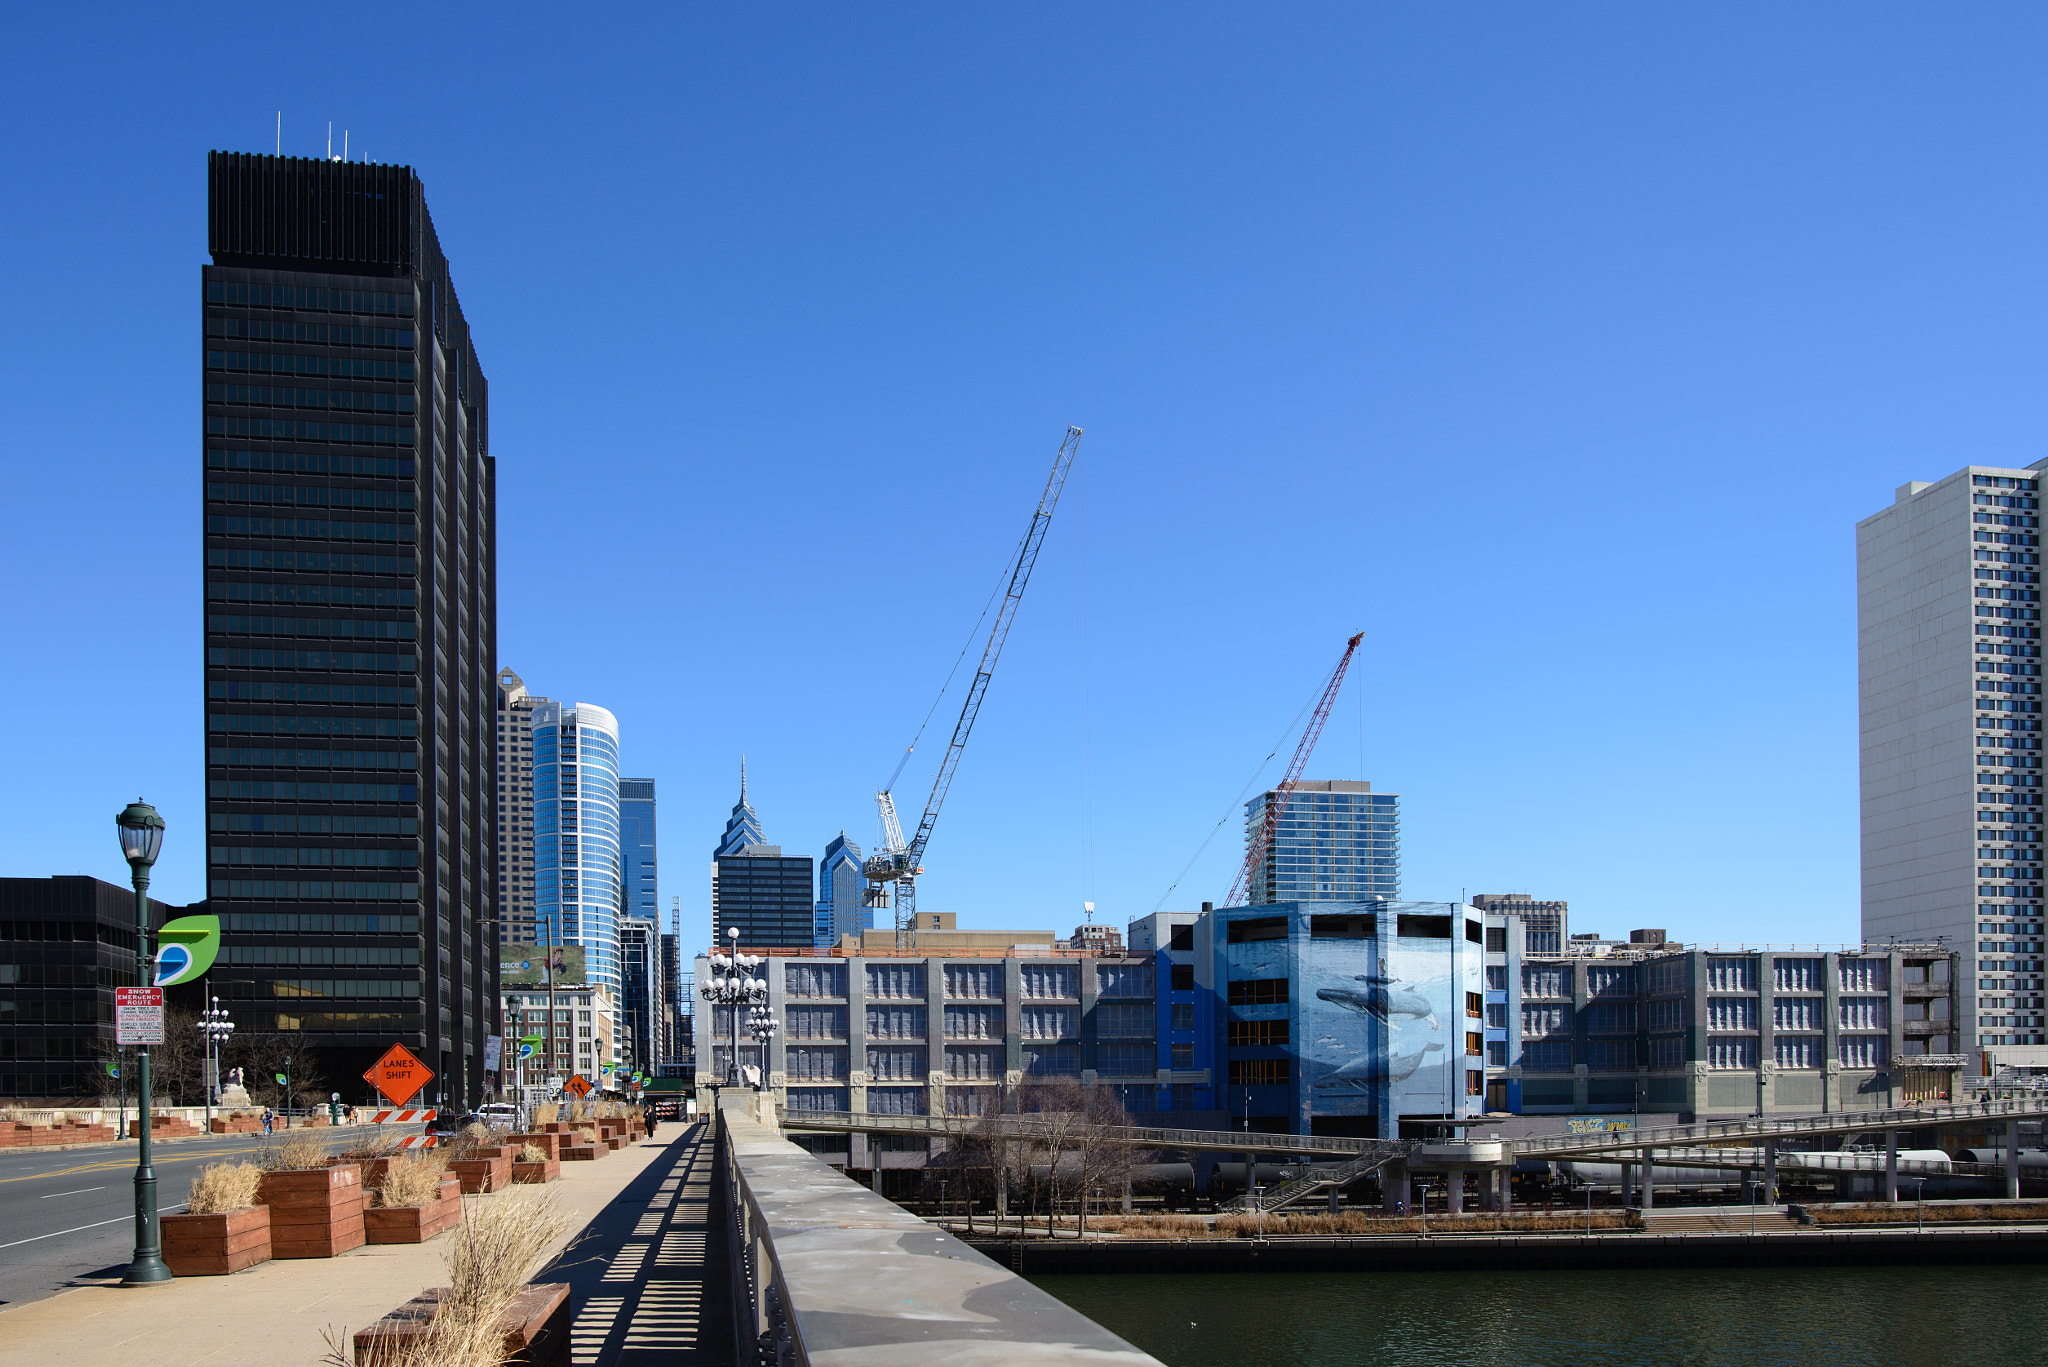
[532,702,622,997]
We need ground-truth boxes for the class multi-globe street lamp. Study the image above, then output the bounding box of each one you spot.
[699,926,766,1087]
[746,1004,779,1090]
[115,799,170,1286]
[196,996,235,1131]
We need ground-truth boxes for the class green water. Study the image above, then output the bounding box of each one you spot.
[1031,1265,2048,1367]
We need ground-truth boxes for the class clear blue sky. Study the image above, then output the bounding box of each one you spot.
[5,6,2045,952]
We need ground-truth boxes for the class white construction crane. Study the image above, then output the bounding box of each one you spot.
[863,426,1083,945]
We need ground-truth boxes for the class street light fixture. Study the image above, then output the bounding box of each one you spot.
[700,927,767,1088]
[115,799,170,1286]
[746,1004,779,1091]
[196,996,235,1131]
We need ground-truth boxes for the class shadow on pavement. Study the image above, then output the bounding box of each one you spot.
[538,1125,732,1365]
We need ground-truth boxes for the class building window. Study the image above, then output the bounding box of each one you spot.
[1170,1043,1194,1069]
[1486,1040,1508,1066]
[1227,1058,1290,1086]
[1485,1003,1508,1029]
[1227,1019,1288,1047]
[1227,978,1288,1007]
[1707,1037,1758,1070]
[1465,1031,1483,1056]
[1170,1003,1195,1031]
[1170,964,1195,992]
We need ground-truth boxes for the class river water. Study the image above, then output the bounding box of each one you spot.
[1031,1264,2048,1367]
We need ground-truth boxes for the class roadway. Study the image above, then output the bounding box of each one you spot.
[0,1131,360,1311]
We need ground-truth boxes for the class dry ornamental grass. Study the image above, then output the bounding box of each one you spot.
[1813,1200,2048,1225]
[532,1103,560,1126]
[186,1161,263,1215]
[260,1128,333,1171]
[1078,1210,1640,1239]
[323,1192,571,1367]
[376,1152,450,1208]
[517,1143,548,1164]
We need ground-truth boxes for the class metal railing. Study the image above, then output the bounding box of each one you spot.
[1217,1147,1407,1212]
[778,1106,1417,1159]
[1507,1096,2048,1159]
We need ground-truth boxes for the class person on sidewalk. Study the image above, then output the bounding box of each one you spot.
[261,1107,275,1135]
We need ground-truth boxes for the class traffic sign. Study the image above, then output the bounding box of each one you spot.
[564,1073,593,1098]
[364,1042,434,1107]
[115,987,163,1045]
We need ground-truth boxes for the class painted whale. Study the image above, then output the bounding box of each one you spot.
[1315,975,1438,1030]
[1313,1041,1445,1090]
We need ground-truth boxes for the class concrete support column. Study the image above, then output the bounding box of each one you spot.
[1381,1160,1408,1214]
[1480,1169,1497,1212]
[1500,1167,1514,1213]
[2008,1124,2022,1200]
[1640,1148,1654,1212]
[1328,1187,1342,1217]
[1446,1167,1465,1215]
[1763,1139,1778,1205]
[1885,1130,1899,1203]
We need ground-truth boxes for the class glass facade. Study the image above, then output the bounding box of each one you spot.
[814,832,868,947]
[532,703,623,996]
[203,152,496,1107]
[620,779,658,925]
[709,775,815,947]
[1244,780,1399,904]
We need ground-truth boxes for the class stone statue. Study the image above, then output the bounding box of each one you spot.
[218,1066,252,1109]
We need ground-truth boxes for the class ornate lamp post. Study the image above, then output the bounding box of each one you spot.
[699,927,766,1087]
[115,799,170,1286]
[196,996,235,1132]
[746,1004,779,1091]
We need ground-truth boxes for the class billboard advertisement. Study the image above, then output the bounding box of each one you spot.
[501,944,584,986]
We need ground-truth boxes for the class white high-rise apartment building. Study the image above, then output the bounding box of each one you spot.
[1859,466,2046,1051]
[496,668,552,946]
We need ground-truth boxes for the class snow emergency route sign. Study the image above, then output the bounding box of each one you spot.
[364,1042,433,1107]
[115,987,163,1045]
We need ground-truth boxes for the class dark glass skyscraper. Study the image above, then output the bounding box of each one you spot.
[709,774,814,947]
[203,152,498,1107]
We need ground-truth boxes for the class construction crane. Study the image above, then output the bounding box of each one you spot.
[865,425,1084,945]
[1225,631,1365,907]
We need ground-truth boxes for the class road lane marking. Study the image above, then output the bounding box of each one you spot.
[39,1187,107,1198]
[0,1205,189,1250]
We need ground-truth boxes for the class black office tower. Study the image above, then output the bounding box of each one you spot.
[203,153,498,1108]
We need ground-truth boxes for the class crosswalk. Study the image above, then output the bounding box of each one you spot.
[560,1124,730,1365]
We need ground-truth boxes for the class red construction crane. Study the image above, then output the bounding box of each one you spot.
[1225,631,1366,907]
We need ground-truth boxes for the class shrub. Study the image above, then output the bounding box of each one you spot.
[376,1152,450,1208]
[532,1103,560,1126]
[187,1161,263,1214]
[460,1122,491,1141]
[517,1143,548,1164]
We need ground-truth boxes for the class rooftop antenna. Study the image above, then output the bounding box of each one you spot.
[343,130,348,161]
[275,112,280,155]
[326,121,332,160]
[1083,901,1096,924]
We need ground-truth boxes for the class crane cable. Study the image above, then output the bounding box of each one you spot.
[881,523,1032,799]
[1149,684,1322,915]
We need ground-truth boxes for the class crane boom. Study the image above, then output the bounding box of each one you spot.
[1225,631,1364,907]
[864,425,1084,942]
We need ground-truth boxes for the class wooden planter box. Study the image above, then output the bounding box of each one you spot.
[512,1157,560,1185]
[450,1151,513,1193]
[162,1203,271,1275]
[353,1283,570,1367]
[560,1144,599,1162]
[509,1133,560,1160]
[259,1164,366,1258]
[365,1177,463,1244]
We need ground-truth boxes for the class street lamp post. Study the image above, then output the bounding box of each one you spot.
[699,927,767,1090]
[196,996,235,1132]
[746,1005,779,1092]
[116,799,171,1286]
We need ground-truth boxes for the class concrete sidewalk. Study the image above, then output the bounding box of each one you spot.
[0,1125,702,1367]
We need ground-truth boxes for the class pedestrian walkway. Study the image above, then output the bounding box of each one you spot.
[548,1123,729,1364]
[0,1125,710,1367]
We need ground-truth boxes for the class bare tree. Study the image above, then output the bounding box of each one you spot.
[226,1032,327,1113]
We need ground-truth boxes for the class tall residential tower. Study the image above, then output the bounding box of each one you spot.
[496,668,551,946]
[204,152,497,1105]
[1859,466,2046,1049]
[1243,780,1400,904]
[532,703,623,997]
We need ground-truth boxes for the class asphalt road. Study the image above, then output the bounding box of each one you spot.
[0,1130,362,1310]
